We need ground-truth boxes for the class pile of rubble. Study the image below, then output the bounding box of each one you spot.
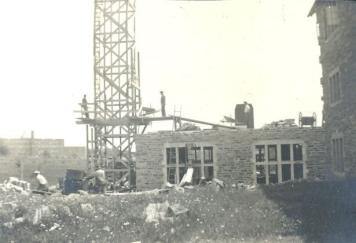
[0,177,31,195]
[176,123,200,131]
[263,119,298,129]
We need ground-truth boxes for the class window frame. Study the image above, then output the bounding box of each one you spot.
[253,140,307,185]
[164,143,215,185]
[318,2,339,41]
[328,68,342,106]
[331,132,344,174]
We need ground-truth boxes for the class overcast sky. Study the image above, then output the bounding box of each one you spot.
[0,0,321,146]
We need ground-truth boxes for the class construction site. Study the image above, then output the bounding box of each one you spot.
[1,0,356,242]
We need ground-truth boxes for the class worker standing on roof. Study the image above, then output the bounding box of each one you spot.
[160,91,166,117]
[82,94,89,118]
[32,170,49,192]
[243,101,251,113]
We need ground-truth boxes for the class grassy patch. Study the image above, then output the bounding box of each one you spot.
[1,180,356,242]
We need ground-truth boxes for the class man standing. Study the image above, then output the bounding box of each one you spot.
[85,166,107,193]
[243,101,251,113]
[160,91,166,117]
[82,94,89,118]
[32,171,49,192]
[243,101,254,128]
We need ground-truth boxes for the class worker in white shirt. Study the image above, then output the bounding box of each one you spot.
[84,166,107,193]
[32,170,49,191]
[244,101,251,113]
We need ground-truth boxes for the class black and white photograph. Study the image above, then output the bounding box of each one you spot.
[0,0,355,242]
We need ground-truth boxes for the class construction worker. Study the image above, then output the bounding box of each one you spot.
[160,91,166,117]
[243,101,251,113]
[84,166,107,193]
[32,170,49,192]
[82,94,89,118]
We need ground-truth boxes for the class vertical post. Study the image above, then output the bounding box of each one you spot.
[30,130,34,155]
[20,160,23,180]
[92,0,138,182]
[91,127,95,171]
[86,124,89,171]
[137,52,141,87]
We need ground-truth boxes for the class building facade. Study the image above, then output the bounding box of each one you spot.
[309,0,356,176]
[0,138,86,184]
[135,128,327,191]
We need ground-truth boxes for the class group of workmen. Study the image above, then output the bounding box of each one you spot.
[31,166,108,194]
[81,91,166,118]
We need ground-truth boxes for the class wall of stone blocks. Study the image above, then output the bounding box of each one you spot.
[314,1,356,176]
[0,138,86,185]
[135,127,328,191]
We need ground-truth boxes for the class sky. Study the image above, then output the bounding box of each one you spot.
[0,0,321,146]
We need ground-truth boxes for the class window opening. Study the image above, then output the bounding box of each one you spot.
[282,164,291,182]
[268,165,278,184]
[293,144,303,161]
[255,145,265,162]
[167,167,176,184]
[166,144,214,185]
[268,145,277,161]
[294,163,304,180]
[329,71,341,104]
[281,144,291,161]
[204,146,213,164]
[178,147,187,164]
[256,165,266,184]
[192,147,201,164]
[332,137,344,173]
[255,142,305,185]
[166,148,176,165]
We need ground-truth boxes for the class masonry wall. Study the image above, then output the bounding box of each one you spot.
[0,138,86,185]
[135,128,327,191]
[314,1,356,176]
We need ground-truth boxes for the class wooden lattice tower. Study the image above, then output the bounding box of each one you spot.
[87,0,141,182]
[76,0,229,184]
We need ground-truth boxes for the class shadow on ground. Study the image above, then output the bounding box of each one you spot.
[261,179,356,243]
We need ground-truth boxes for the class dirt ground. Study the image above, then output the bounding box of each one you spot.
[1,179,356,243]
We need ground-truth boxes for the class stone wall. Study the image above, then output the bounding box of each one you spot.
[136,128,328,191]
[313,0,356,176]
[0,138,86,184]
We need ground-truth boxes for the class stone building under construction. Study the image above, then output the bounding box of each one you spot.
[134,0,356,191]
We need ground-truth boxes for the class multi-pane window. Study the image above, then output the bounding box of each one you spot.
[293,144,303,161]
[203,147,214,180]
[191,146,202,184]
[166,148,176,165]
[281,144,291,161]
[166,147,186,184]
[166,145,214,185]
[332,137,344,173]
[329,71,341,104]
[255,142,306,185]
[318,3,339,40]
[255,145,265,162]
[325,4,339,36]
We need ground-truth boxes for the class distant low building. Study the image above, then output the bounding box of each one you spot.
[0,137,86,184]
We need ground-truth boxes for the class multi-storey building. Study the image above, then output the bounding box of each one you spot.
[309,0,356,176]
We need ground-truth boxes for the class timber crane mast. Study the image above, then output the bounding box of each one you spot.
[77,0,226,186]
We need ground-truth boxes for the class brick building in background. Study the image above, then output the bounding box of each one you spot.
[309,0,356,176]
[0,136,86,184]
